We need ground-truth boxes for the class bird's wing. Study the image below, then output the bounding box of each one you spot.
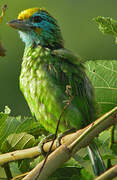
[51,48,97,126]
[52,48,82,66]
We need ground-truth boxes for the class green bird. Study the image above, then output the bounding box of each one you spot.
[8,7,106,176]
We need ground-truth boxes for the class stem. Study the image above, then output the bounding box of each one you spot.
[109,125,115,149]
[3,163,12,180]
[107,125,115,168]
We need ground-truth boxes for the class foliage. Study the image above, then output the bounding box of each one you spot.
[0,11,117,180]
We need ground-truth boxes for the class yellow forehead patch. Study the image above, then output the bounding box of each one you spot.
[18,7,45,20]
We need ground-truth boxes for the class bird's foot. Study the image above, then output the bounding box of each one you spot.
[56,128,76,147]
[38,134,54,155]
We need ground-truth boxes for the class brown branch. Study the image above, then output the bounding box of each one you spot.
[0,106,117,166]
[0,146,39,165]
[22,145,71,180]
[22,106,117,180]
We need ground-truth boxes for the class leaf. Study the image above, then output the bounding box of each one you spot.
[80,169,93,180]
[63,157,82,168]
[0,116,20,148]
[30,155,44,169]
[94,16,117,36]
[18,159,31,173]
[94,129,117,160]
[0,112,8,127]
[48,167,93,180]
[94,16,117,44]
[85,60,117,116]
[0,113,48,153]
[10,162,22,177]
[48,167,82,180]
[14,116,48,137]
[111,144,117,155]
[1,132,35,153]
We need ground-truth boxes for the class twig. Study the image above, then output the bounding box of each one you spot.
[0,4,7,24]
[107,125,115,168]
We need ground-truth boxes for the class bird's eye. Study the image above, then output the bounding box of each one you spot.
[30,16,42,23]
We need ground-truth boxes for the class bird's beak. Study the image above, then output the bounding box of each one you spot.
[7,19,31,31]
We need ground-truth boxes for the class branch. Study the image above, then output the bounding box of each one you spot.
[22,106,117,180]
[0,146,39,165]
[1,106,117,167]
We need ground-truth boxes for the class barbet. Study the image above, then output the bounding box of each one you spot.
[8,8,106,176]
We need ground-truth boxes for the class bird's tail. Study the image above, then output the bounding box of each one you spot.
[87,141,106,176]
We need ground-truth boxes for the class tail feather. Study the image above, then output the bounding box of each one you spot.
[87,141,106,176]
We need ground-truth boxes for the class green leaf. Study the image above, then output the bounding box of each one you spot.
[0,116,20,148]
[49,167,82,180]
[85,60,117,116]
[14,116,48,137]
[30,155,44,169]
[94,16,117,43]
[111,144,117,155]
[1,132,35,153]
[10,162,22,177]
[48,167,93,180]
[0,113,48,152]
[63,157,82,168]
[94,16,117,35]
[80,169,93,180]
[0,112,8,127]
[18,159,31,173]
[95,130,117,160]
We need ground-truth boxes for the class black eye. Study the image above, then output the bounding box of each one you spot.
[30,16,42,23]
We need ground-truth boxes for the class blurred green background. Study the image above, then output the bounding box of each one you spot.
[0,0,117,116]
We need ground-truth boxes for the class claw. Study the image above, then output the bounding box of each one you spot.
[38,134,54,155]
[56,129,76,148]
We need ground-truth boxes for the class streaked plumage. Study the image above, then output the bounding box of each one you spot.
[8,8,106,175]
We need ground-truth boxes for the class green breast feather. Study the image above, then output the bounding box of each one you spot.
[20,46,96,133]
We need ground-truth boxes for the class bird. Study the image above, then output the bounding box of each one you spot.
[8,7,106,176]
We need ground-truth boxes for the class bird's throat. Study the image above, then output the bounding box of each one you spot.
[18,30,40,47]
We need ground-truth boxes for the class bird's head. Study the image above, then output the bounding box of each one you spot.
[8,8,63,49]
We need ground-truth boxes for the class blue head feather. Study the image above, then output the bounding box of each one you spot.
[18,10,63,49]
